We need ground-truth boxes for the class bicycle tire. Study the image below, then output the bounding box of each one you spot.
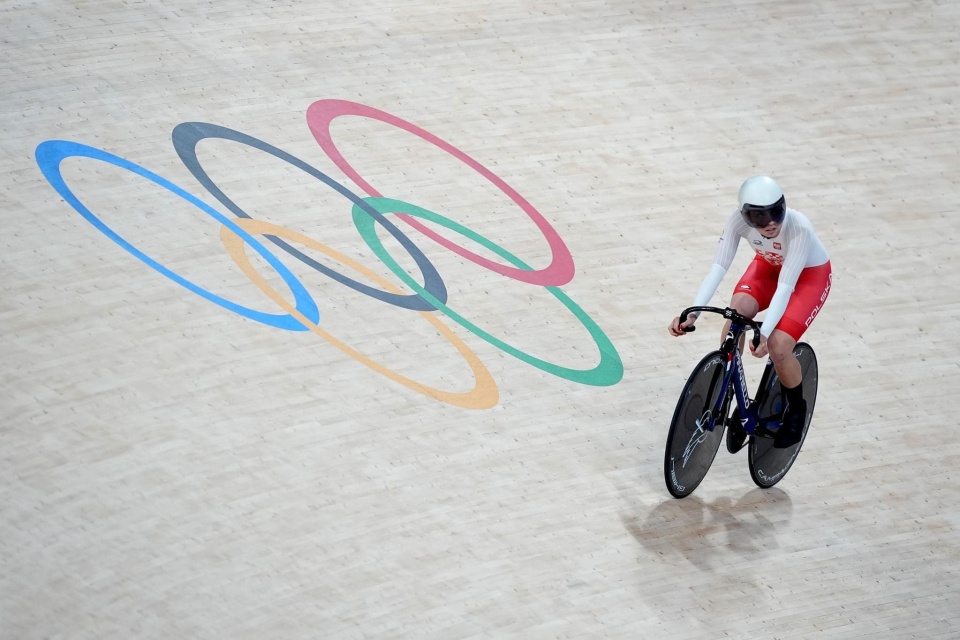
[748,342,818,488]
[664,350,728,498]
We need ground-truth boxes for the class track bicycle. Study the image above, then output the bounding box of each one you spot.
[663,306,818,498]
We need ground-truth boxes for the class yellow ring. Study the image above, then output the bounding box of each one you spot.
[220,218,499,409]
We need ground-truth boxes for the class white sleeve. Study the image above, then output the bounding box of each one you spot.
[691,212,744,310]
[777,222,812,288]
[760,284,794,337]
[710,212,746,272]
[759,221,810,336]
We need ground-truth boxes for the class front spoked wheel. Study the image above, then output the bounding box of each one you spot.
[664,351,728,498]
[748,342,818,488]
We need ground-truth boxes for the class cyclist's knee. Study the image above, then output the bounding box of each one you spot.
[729,293,759,318]
[767,330,796,364]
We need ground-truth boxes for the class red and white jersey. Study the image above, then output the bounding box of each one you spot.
[692,207,829,336]
[714,207,829,283]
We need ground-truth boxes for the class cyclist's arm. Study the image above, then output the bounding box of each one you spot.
[759,286,794,337]
[690,212,745,314]
[759,223,812,336]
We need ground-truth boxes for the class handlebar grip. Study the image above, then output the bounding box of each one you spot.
[682,325,696,333]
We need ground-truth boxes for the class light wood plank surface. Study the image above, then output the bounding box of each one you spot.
[2,1,958,638]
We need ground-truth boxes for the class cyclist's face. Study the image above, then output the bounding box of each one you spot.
[758,221,781,238]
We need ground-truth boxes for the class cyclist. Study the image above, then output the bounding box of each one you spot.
[668,175,832,449]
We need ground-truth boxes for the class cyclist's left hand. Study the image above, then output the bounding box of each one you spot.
[750,335,769,358]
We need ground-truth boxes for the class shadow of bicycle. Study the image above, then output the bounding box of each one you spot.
[616,487,795,629]
[621,488,794,573]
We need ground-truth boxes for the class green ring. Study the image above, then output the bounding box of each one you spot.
[352,197,623,386]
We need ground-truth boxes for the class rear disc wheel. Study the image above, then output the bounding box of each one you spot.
[748,343,818,488]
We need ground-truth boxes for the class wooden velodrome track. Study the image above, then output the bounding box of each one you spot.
[2,1,958,637]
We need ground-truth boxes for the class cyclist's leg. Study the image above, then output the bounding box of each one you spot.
[723,256,776,350]
[723,292,759,453]
[721,259,773,454]
[769,262,832,447]
[772,261,833,384]
[721,293,759,351]
[767,329,800,385]
[769,328,804,447]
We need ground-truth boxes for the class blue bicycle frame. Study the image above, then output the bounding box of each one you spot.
[681,306,783,436]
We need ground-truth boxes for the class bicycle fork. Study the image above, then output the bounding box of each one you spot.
[704,348,757,435]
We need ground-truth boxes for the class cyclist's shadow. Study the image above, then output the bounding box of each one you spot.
[621,488,794,573]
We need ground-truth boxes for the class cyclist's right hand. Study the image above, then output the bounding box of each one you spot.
[668,315,696,337]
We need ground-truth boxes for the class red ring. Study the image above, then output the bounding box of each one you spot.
[306,99,575,286]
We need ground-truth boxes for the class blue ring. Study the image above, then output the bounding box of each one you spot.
[35,140,319,331]
[171,122,448,311]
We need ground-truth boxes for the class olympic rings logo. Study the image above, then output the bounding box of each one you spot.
[35,99,623,409]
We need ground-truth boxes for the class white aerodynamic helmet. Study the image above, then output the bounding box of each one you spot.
[737,175,786,228]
